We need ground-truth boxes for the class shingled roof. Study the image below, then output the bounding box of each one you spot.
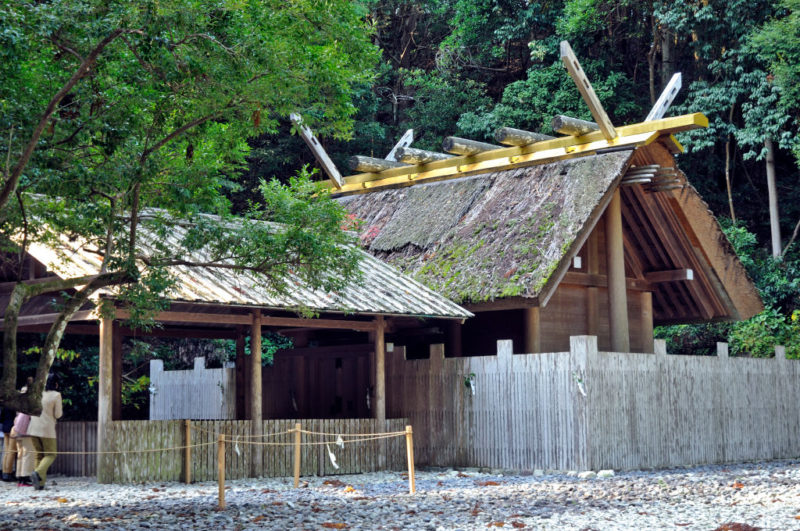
[20,213,472,321]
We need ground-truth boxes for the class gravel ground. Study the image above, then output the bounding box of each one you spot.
[2,460,800,530]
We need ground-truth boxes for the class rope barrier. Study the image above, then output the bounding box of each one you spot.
[230,432,403,446]
[188,424,294,439]
[13,441,217,456]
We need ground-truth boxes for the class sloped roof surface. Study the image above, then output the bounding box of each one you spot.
[25,217,472,320]
[340,151,632,303]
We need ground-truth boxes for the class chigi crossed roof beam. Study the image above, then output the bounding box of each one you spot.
[328,113,707,197]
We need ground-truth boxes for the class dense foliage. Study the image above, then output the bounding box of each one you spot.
[0,0,378,412]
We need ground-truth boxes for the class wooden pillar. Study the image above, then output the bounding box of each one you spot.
[523,307,540,354]
[586,228,599,336]
[374,315,386,423]
[446,320,463,357]
[97,312,114,483]
[641,291,654,353]
[605,189,630,352]
[111,322,122,421]
[234,327,247,420]
[250,310,263,477]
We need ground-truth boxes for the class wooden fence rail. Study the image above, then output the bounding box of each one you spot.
[50,418,406,482]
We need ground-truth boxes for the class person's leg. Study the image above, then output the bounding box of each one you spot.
[30,437,44,468]
[17,438,35,482]
[32,437,56,489]
[2,433,16,479]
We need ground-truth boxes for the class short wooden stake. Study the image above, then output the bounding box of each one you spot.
[293,423,302,488]
[217,434,225,509]
[405,425,416,494]
[184,420,192,484]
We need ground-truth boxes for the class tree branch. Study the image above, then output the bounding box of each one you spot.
[0,28,143,216]
[0,270,136,412]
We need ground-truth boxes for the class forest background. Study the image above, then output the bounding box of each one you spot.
[5,0,800,418]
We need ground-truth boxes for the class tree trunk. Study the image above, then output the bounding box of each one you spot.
[765,137,781,257]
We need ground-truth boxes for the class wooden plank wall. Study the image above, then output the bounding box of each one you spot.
[49,418,406,482]
[584,341,800,470]
[51,421,97,477]
[386,341,590,471]
[387,337,800,472]
[149,358,236,420]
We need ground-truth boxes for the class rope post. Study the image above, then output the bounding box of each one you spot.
[405,425,416,494]
[217,434,225,509]
[293,423,302,488]
[184,420,192,484]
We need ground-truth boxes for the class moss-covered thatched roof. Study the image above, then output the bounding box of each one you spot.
[339,151,632,304]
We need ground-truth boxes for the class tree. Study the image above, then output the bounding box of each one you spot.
[0,0,378,413]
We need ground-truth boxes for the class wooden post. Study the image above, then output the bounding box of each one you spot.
[605,189,630,352]
[586,229,599,337]
[184,419,192,484]
[405,425,416,494]
[374,316,386,423]
[446,320,462,357]
[523,307,541,354]
[250,310,263,477]
[97,310,114,484]
[111,322,122,421]
[293,423,302,488]
[235,328,247,420]
[641,291,654,353]
[217,434,225,509]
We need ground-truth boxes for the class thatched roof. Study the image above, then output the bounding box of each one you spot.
[341,141,763,324]
[340,151,631,304]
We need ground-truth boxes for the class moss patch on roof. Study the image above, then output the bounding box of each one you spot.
[339,151,632,303]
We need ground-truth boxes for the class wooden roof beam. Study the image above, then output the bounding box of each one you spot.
[646,73,682,121]
[348,155,408,173]
[494,127,555,146]
[396,147,454,164]
[290,113,344,189]
[385,129,414,161]
[329,113,707,196]
[552,115,599,136]
[442,136,502,156]
[560,40,617,141]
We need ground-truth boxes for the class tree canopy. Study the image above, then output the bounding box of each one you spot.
[0,0,378,412]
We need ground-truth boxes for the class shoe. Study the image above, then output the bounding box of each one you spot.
[30,471,42,490]
[1,473,15,482]
[17,476,31,487]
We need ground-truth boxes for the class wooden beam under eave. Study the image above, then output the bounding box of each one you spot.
[645,269,694,283]
[561,272,652,291]
[0,309,96,328]
[113,309,378,331]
